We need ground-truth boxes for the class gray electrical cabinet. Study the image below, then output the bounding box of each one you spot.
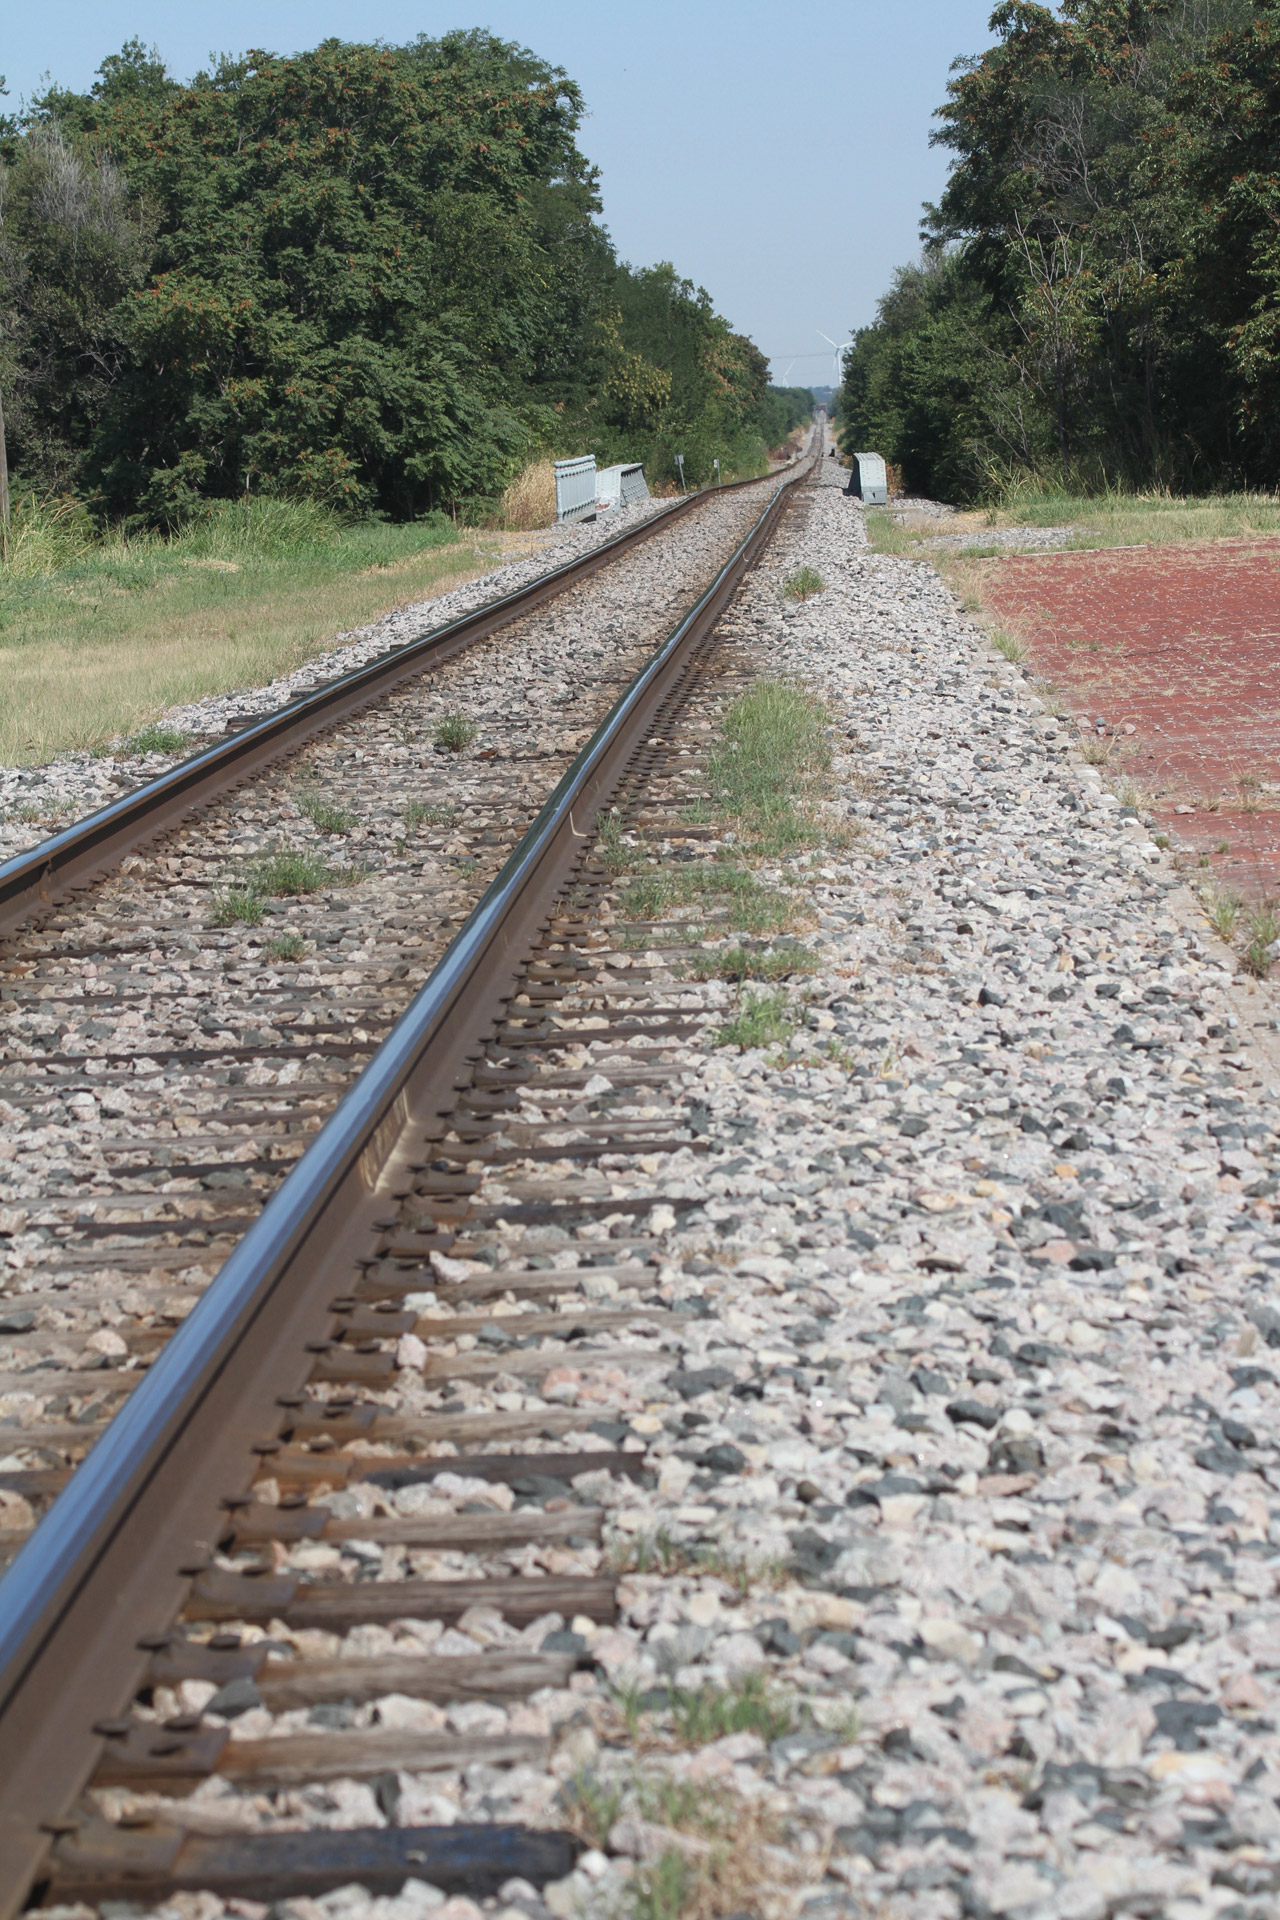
[852,451,889,505]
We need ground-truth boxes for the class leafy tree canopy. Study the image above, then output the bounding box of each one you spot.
[1,31,789,521]
[837,0,1280,499]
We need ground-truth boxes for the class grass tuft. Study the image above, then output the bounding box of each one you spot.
[121,724,190,757]
[404,800,454,829]
[561,1767,624,1851]
[594,808,634,875]
[435,712,478,753]
[683,942,818,983]
[670,1673,792,1748]
[295,789,356,834]
[1242,903,1280,978]
[622,864,793,936]
[1206,888,1242,943]
[991,630,1026,664]
[265,932,306,962]
[246,848,354,896]
[782,566,824,601]
[210,885,265,928]
[632,1849,689,1920]
[716,988,795,1051]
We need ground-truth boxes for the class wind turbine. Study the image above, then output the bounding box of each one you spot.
[818,330,852,389]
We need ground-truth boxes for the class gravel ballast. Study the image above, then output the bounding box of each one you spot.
[14,441,1280,1920]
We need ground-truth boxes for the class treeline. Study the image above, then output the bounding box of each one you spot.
[0,32,806,526]
[837,0,1280,501]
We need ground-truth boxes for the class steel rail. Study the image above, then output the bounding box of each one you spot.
[0,468,782,942]
[0,450,814,1917]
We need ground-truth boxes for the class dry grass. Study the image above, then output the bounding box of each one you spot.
[0,509,539,765]
[564,1764,801,1920]
[867,489,1280,558]
[499,458,558,530]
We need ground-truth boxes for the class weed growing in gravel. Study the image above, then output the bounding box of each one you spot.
[683,942,818,983]
[435,712,478,752]
[594,808,633,875]
[708,679,833,856]
[1243,904,1280,977]
[210,885,265,927]
[120,724,189,756]
[1206,889,1242,942]
[265,932,306,962]
[1152,833,1171,849]
[403,800,454,829]
[247,848,356,896]
[562,1767,624,1849]
[622,865,793,936]
[716,988,795,1050]
[671,1673,792,1748]
[295,789,356,834]
[631,1848,688,1920]
[782,566,824,600]
[991,630,1026,664]
[1080,734,1117,765]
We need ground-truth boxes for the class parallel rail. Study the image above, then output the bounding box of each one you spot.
[0,469,778,942]
[0,451,814,1916]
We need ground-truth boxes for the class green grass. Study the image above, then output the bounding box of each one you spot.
[209,844,359,929]
[708,679,834,856]
[782,566,824,601]
[671,1674,792,1748]
[295,789,357,834]
[632,1850,689,1920]
[246,848,355,896]
[120,724,190,756]
[1205,889,1242,942]
[265,932,307,962]
[991,630,1026,664]
[210,885,265,928]
[683,942,818,983]
[1242,903,1280,978]
[0,492,496,765]
[594,807,633,875]
[716,988,795,1050]
[621,865,793,936]
[404,800,455,829]
[562,1768,624,1851]
[434,712,478,752]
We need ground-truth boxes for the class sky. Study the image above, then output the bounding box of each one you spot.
[1,0,999,383]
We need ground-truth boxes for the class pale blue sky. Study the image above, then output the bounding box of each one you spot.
[1,1,999,378]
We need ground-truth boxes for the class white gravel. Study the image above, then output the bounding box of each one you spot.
[23,432,1280,1920]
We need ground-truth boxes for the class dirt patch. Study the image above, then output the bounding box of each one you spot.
[977,537,1280,895]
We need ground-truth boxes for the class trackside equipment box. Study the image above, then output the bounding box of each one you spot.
[852,452,888,504]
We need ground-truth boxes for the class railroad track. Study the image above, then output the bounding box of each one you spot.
[0,446,819,1914]
[0,467,796,1467]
